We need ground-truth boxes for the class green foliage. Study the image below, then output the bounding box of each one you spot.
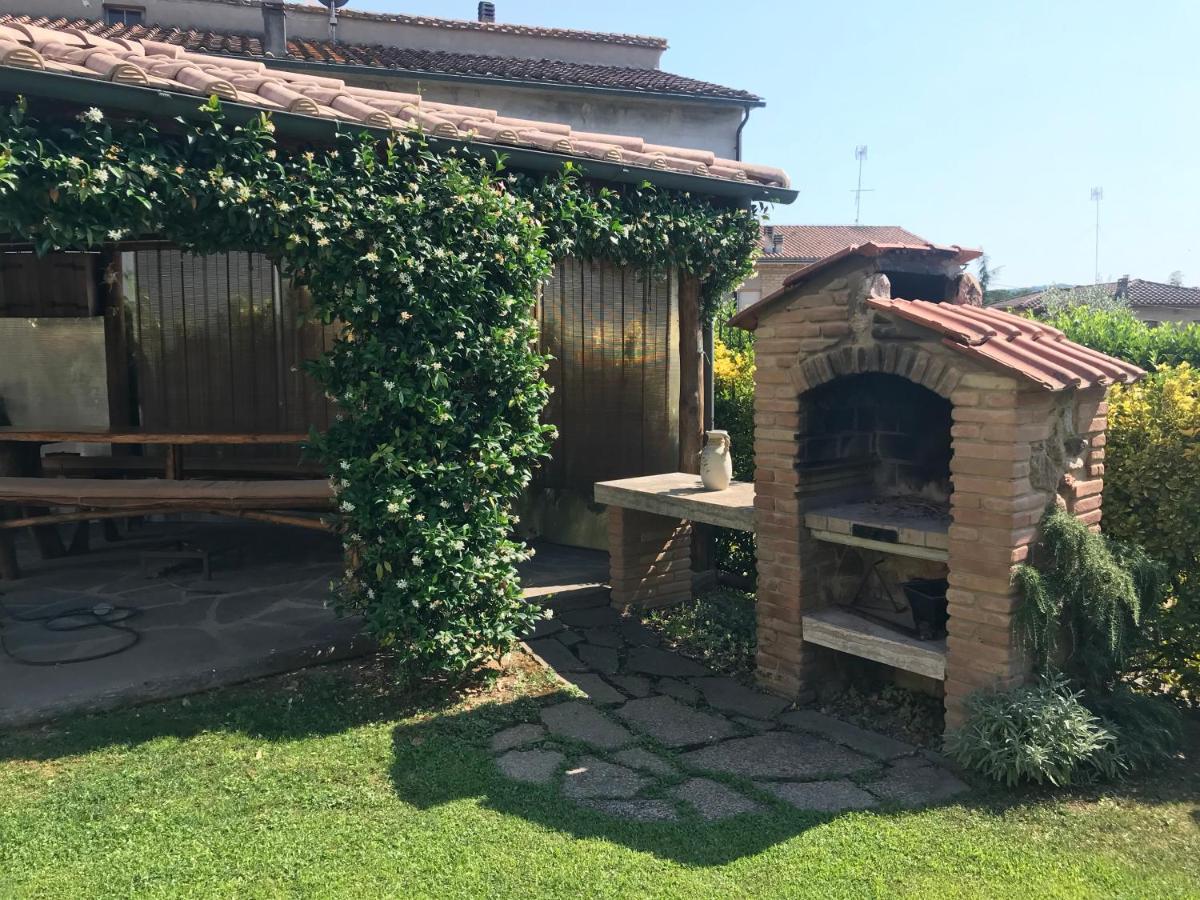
[644,588,756,676]
[711,334,757,581]
[1013,508,1167,693]
[946,675,1122,786]
[1045,306,1200,370]
[1039,284,1127,316]
[1087,686,1183,770]
[0,99,761,682]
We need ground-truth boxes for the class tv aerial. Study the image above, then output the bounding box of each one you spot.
[316,0,350,42]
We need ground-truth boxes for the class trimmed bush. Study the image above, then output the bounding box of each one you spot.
[712,335,757,583]
[1046,306,1200,370]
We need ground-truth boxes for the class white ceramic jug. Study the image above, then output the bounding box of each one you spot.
[699,430,733,491]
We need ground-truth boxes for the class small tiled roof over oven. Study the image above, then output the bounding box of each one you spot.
[868,298,1144,392]
[0,21,788,191]
[0,14,757,102]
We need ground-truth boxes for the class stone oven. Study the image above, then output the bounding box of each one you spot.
[728,242,1143,729]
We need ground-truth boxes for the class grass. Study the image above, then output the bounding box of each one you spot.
[1,654,1198,899]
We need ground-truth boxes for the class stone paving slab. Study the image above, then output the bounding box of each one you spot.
[692,676,790,720]
[613,747,676,776]
[556,629,585,647]
[625,646,709,678]
[559,672,625,706]
[580,798,678,822]
[524,616,563,640]
[496,749,564,785]
[616,695,737,748]
[656,677,700,704]
[541,701,633,750]
[675,777,762,821]
[584,627,624,648]
[576,644,620,675]
[619,620,660,646]
[563,757,646,799]
[558,605,622,629]
[865,761,969,808]
[681,732,877,780]
[761,779,879,813]
[607,674,653,698]
[526,638,586,672]
[490,723,546,753]
[779,710,915,760]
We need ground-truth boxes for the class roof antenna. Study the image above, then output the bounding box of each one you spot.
[1090,186,1103,284]
[852,145,874,225]
[317,0,350,42]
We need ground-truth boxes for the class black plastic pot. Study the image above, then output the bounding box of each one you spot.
[901,577,949,640]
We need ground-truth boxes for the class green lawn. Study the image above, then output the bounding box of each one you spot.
[1,655,1197,899]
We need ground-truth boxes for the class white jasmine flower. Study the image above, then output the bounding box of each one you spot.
[439,500,451,509]
[107,228,125,240]
[386,501,400,514]
[396,578,408,589]
[275,200,292,213]
[399,311,412,322]
[411,598,419,607]
[383,380,395,390]
[220,176,235,191]
[79,107,104,123]
[455,330,465,340]
[139,163,159,177]
[411,554,424,566]
[340,460,350,470]
[318,237,331,247]
[431,362,442,371]
[363,251,379,263]
[413,513,425,522]
[339,500,355,512]
[366,587,375,600]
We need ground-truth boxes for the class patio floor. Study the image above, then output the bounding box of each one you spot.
[0,521,608,727]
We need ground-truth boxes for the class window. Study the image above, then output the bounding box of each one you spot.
[104,6,145,26]
[736,290,761,312]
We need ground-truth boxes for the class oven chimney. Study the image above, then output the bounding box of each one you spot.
[478,2,496,22]
[772,232,784,255]
[261,1,287,58]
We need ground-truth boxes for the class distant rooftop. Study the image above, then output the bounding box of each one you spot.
[757,225,930,262]
[1001,278,1200,311]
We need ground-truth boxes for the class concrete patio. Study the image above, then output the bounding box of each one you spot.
[0,521,608,728]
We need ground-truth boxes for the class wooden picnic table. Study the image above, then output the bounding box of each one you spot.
[0,427,311,480]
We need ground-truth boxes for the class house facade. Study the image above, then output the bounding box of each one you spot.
[734,225,930,312]
[4,1,761,160]
[0,15,792,552]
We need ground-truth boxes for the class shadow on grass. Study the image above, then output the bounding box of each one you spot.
[2,653,1196,868]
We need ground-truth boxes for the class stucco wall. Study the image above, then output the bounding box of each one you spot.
[1132,305,1200,325]
[293,66,745,157]
[15,0,664,67]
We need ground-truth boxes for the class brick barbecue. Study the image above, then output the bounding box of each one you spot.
[728,242,1142,730]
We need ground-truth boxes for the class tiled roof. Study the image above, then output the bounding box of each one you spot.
[868,298,1144,391]
[0,15,755,101]
[1003,278,1200,311]
[288,1,668,49]
[758,225,929,261]
[0,21,788,191]
[729,241,980,330]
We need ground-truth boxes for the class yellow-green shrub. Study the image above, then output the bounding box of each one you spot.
[1104,364,1200,698]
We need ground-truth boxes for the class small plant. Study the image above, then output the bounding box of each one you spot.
[946,676,1122,786]
[1012,508,1167,693]
[644,588,756,677]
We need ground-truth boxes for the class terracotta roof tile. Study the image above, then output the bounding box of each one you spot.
[0,14,756,101]
[868,298,1144,391]
[0,20,788,192]
[758,225,929,261]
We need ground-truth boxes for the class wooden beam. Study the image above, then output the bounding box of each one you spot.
[803,608,947,680]
[678,274,704,474]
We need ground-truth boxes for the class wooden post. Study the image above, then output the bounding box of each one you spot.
[678,274,704,473]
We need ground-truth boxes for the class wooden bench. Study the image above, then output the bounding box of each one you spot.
[0,476,335,580]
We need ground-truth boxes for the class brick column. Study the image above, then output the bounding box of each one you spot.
[943,375,1049,729]
[608,507,693,610]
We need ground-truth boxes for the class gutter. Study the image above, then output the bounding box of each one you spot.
[0,68,796,205]
[254,55,766,110]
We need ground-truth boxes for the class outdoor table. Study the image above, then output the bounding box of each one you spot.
[0,427,311,480]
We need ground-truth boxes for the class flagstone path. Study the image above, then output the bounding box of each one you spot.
[492,590,969,823]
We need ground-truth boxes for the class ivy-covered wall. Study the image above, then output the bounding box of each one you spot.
[0,98,761,679]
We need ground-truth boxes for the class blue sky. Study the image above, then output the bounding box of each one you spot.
[349,0,1199,289]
